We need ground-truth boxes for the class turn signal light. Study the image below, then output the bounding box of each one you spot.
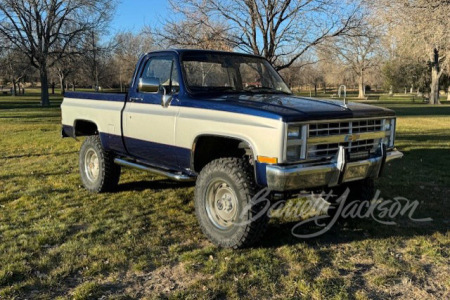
[257,156,278,164]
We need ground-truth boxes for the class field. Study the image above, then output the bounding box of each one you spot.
[0,93,449,299]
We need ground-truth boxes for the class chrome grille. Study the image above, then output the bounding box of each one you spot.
[309,119,383,137]
[308,139,379,158]
[307,119,385,160]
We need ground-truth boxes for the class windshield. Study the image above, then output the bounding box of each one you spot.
[181,53,292,95]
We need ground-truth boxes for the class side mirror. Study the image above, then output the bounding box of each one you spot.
[161,88,173,108]
[138,77,159,93]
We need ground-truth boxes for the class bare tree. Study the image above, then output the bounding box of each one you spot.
[154,5,233,51]
[0,0,115,106]
[321,24,382,98]
[165,0,362,70]
[113,31,155,91]
[0,48,32,95]
[370,0,450,104]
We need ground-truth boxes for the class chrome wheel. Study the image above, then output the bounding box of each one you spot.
[84,148,100,182]
[205,180,238,230]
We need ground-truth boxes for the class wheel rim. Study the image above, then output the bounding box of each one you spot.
[84,148,100,182]
[205,179,239,230]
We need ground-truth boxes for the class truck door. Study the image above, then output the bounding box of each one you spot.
[122,54,181,170]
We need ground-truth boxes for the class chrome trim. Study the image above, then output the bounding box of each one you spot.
[283,117,396,164]
[386,149,403,162]
[308,131,388,145]
[114,158,195,182]
[266,146,404,192]
[300,125,308,159]
[389,119,396,148]
[288,116,397,126]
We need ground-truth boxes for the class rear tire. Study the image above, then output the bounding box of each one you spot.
[194,158,269,249]
[79,135,121,193]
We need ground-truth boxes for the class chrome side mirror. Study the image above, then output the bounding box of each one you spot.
[161,88,173,108]
[138,77,159,93]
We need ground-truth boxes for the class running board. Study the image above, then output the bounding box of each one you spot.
[114,158,195,182]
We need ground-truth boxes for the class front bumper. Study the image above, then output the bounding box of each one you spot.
[266,145,403,191]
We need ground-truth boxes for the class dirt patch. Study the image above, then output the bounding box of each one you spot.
[102,262,207,298]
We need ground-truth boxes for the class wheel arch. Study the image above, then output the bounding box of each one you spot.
[73,119,100,137]
[190,134,260,182]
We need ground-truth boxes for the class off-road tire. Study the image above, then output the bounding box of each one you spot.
[79,135,121,193]
[194,157,269,249]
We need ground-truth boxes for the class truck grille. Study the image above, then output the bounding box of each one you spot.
[308,139,378,158]
[309,119,383,137]
[307,119,385,160]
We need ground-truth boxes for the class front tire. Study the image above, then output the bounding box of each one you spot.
[194,158,269,249]
[79,135,121,193]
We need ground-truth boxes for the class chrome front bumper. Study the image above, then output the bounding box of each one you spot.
[266,146,403,191]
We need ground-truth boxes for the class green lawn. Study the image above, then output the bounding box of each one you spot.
[0,94,449,299]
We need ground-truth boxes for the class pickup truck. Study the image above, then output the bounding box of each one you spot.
[61,49,403,248]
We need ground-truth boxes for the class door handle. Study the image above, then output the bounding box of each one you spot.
[129,97,143,102]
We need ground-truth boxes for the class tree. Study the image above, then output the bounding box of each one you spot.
[321,23,381,98]
[0,0,115,106]
[371,0,450,104]
[154,5,233,51]
[165,0,362,70]
[79,31,121,91]
[113,31,155,91]
[0,48,32,95]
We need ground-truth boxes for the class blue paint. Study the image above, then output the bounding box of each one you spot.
[99,132,128,156]
[99,132,191,172]
[255,162,268,186]
[62,125,75,138]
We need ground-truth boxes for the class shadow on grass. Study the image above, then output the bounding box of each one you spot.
[0,151,78,160]
[387,105,450,116]
[117,179,195,192]
[0,100,62,110]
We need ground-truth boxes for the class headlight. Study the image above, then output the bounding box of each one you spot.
[286,145,301,161]
[287,126,301,139]
[286,125,307,162]
[384,118,396,148]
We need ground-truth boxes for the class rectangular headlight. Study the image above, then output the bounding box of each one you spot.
[286,145,301,162]
[287,126,301,139]
[286,125,308,162]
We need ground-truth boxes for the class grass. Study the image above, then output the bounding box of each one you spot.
[0,93,449,299]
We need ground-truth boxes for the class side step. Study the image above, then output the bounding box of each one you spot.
[114,158,195,182]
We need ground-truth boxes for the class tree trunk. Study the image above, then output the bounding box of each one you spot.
[314,83,317,97]
[447,87,450,101]
[12,80,17,96]
[40,65,50,107]
[410,84,414,94]
[389,86,394,97]
[429,48,441,105]
[59,75,65,95]
[429,65,441,105]
[358,72,365,99]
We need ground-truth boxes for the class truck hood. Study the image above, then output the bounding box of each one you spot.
[202,94,395,122]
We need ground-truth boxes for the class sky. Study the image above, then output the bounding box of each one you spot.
[110,0,171,34]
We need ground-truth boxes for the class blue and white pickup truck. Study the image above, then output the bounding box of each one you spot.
[61,49,403,248]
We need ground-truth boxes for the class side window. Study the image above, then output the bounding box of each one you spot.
[142,56,180,93]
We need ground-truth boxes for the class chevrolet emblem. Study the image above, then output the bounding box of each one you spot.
[345,134,361,142]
